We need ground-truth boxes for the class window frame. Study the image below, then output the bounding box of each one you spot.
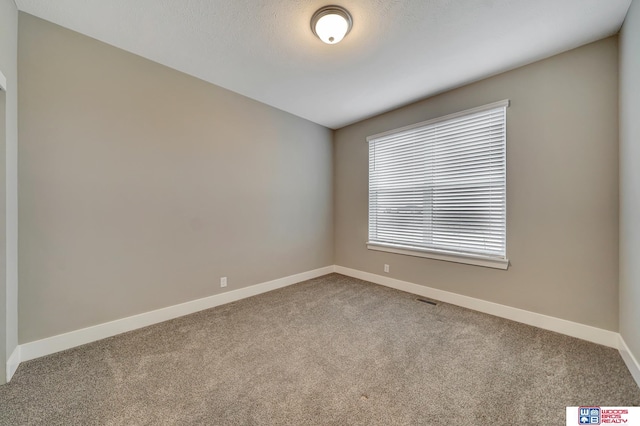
[366,100,510,270]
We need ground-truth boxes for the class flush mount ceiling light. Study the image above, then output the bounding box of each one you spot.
[311,5,353,45]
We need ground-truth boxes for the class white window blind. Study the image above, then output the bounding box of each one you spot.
[367,100,509,269]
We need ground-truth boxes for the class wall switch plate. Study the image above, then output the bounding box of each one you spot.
[384,264,390,273]
[220,277,227,288]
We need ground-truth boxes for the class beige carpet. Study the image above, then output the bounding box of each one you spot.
[1,273,638,425]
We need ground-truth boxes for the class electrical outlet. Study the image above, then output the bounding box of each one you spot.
[220,277,227,288]
[384,264,390,273]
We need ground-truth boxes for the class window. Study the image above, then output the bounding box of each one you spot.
[367,100,509,269]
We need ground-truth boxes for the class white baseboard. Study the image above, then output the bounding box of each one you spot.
[6,346,20,383]
[15,266,334,367]
[334,266,619,348]
[8,264,637,387]
[619,335,640,389]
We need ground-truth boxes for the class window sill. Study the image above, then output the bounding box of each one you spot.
[366,242,509,270]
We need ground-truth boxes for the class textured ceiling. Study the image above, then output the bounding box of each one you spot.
[15,0,632,129]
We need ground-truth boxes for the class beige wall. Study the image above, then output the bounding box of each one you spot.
[0,89,5,383]
[335,37,619,331]
[620,0,640,362]
[18,13,333,343]
[0,0,18,385]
